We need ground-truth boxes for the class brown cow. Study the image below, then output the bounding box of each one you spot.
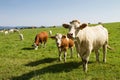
[33,31,48,50]
[50,33,74,62]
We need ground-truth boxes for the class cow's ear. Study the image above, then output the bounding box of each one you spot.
[62,35,66,38]
[62,24,70,28]
[50,36,56,39]
[78,23,88,30]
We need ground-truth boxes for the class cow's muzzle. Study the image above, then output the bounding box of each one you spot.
[67,33,73,39]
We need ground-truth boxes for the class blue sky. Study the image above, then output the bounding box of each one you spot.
[0,0,120,26]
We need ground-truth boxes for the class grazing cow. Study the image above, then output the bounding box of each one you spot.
[19,33,24,40]
[63,20,109,72]
[33,31,48,50]
[4,30,9,35]
[50,33,74,62]
[9,29,20,33]
[8,29,14,33]
[49,30,52,36]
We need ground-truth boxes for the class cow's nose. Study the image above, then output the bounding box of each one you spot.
[70,33,73,36]
[57,42,59,46]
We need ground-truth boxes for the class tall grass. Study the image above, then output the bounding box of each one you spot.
[0,22,120,80]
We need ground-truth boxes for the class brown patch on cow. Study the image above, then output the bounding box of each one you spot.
[61,37,69,51]
[68,39,74,48]
[61,36,74,51]
[62,24,70,28]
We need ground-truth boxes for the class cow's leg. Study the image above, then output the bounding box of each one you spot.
[43,41,46,48]
[58,48,62,61]
[81,49,91,72]
[64,51,67,62]
[59,52,62,61]
[82,58,88,73]
[74,41,80,58]
[95,49,100,62]
[103,44,107,63]
[39,41,42,48]
[70,47,73,58]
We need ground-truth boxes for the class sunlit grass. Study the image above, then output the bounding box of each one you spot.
[0,23,120,80]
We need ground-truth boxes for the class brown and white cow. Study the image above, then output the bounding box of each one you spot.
[33,31,48,50]
[50,33,74,62]
[63,20,109,72]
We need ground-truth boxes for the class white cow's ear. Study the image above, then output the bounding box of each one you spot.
[78,23,88,30]
[62,24,70,28]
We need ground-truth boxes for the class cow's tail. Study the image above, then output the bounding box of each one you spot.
[107,45,113,50]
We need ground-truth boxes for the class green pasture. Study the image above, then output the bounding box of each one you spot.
[0,22,120,80]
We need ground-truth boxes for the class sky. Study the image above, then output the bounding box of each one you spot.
[0,0,120,26]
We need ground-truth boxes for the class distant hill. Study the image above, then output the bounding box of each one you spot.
[0,22,120,30]
[0,26,38,30]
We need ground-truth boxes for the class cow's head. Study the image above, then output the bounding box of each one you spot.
[62,20,81,39]
[50,33,63,48]
[32,43,38,50]
[63,20,88,38]
[75,23,88,35]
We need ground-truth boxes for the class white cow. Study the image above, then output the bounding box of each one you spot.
[63,20,109,72]
[4,30,9,35]
[19,33,24,40]
[49,30,52,36]
[8,29,14,33]
[9,29,20,33]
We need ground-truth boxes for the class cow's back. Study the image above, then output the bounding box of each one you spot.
[76,25,108,50]
[38,32,48,41]
[92,25,108,49]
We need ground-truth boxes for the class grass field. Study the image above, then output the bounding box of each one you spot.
[0,22,120,80]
